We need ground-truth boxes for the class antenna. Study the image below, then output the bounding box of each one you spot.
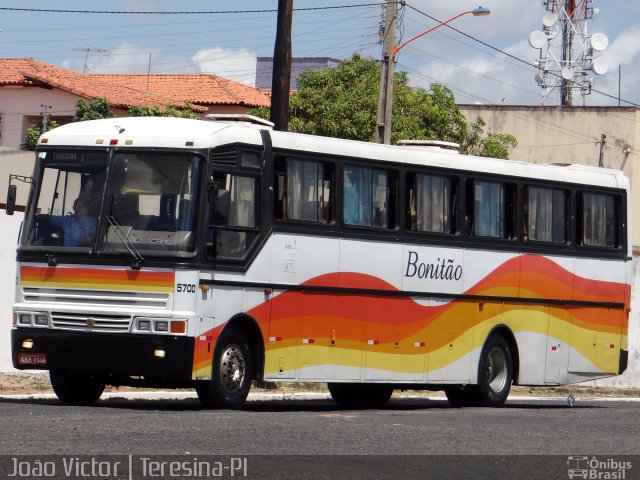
[72,47,110,74]
[529,0,608,106]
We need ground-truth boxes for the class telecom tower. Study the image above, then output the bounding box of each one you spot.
[529,0,608,106]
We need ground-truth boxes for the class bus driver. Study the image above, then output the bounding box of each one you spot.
[49,197,97,247]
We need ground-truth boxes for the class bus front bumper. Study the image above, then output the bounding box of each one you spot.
[12,328,195,384]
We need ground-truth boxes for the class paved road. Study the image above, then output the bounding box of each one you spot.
[0,394,638,479]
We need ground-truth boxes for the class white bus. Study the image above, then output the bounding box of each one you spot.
[7,115,631,408]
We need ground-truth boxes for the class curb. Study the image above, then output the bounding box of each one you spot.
[2,391,640,402]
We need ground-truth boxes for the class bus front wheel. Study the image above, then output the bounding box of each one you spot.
[49,370,105,406]
[196,327,254,409]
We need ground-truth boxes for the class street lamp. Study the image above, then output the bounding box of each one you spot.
[375,6,491,144]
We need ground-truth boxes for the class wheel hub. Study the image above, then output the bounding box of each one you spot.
[219,345,245,393]
[486,346,507,392]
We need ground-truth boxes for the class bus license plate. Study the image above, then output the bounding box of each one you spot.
[17,353,47,366]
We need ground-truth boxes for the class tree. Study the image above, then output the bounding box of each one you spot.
[252,54,517,159]
[128,103,197,119]
[74,98,115,121]
[21,120,59,151]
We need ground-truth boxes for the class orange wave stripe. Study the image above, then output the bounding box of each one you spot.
[249,255,628,354]
[20,266,174,291]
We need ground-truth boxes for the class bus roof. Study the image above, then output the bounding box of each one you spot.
[39,116,628,191]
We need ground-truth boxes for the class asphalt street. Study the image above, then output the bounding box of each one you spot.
[0,393,638,479]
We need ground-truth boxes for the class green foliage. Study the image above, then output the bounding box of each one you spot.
[460,116,518,160]
[128,102,197,119]
[251,54,517,158]
[21,120,59,151]
[74,98,115,122]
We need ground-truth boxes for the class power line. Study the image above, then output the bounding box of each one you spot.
[0,4,384,15]
[404,3,640,108]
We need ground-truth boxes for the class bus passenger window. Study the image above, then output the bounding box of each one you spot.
[580,192,619,247]
[344,166,394,228]
[408,173,455,234]
[469,180,515,239]
[275,158,333,223]
[525,186,567,243]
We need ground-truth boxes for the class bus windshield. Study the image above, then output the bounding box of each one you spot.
[22,150,201,255]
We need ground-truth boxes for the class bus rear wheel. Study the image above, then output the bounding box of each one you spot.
[49,370,105,406]
[196,327,253,409]
[327,383,393,408]
[476,334,513,407]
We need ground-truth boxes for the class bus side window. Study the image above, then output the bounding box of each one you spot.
[579,191,619,248]
[343,165,395,229]
[407,172,456,234]
[524,186,568,243]
[468,179,516,239]
[275,157,333,224]
[208,173,259,260]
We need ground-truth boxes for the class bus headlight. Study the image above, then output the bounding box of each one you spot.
[137,319,151,332]
[34,314,49,326]
[18,314,32,325]
[154,321,169,332]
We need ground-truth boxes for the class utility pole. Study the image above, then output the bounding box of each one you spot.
[375,0,398,144]
[270,0,293,132]
[597,133,606,167]
[41,104,51,132]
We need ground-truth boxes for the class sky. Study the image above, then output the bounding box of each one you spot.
[1,1,638,107]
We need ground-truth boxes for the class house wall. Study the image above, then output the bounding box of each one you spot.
[0,86,83,149]
[459,105,640,248]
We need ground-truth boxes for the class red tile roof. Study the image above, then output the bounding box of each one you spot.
[0,58,270,112]
[90,74,271,108]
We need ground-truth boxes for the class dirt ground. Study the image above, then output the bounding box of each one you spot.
[1,371,639,398]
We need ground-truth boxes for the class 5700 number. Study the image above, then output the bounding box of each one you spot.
[176,283,196,293]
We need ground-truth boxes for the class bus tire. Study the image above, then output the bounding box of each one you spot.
[49,370,105,406]
[196,327,253,409]
[327,383,393,408]
[476,333,513,407]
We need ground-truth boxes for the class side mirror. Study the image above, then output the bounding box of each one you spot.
[6,184,16,215]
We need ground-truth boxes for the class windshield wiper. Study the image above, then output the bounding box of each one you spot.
[107,216,144,270]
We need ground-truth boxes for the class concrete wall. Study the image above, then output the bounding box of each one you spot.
[0,148,36,208]
[0,210,22,371]
[255,57,341,89]
[459,105,640,248]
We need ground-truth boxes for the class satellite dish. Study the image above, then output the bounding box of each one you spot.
[535,73,543,85]
[592,57,608,75]
[561,67,575,80]
[529,31,547,49]
[590,32,609,51]
[542,13,557,28]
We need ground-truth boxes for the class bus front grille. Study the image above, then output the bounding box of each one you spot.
[22,287,170,309]
[51,312,132,332]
